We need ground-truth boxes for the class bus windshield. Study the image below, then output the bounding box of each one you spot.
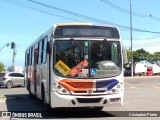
[53,40,122,78]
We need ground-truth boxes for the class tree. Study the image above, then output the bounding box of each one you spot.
[0,62,5,72]
[126,48,153,65]
[133,48,152,62]
[152,52,160,64]
[126,48,160,67]
[153,52,160,61]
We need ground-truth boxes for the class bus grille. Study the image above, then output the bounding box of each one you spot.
[77,98,102,103]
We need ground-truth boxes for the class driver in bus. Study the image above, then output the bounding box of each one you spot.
[67,54,76,68]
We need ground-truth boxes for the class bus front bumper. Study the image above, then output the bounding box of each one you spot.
[50,91,123,108]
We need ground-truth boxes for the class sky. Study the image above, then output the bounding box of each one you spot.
[0,0,160,68]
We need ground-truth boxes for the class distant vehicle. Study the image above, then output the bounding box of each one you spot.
[134,62,147,76]
[124,69,131,76]
[145,62,160,75]
[0,72,25,88]
[134,61,160,76]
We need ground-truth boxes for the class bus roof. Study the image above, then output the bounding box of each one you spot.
[55,22,118,28]
[55,23,92,26]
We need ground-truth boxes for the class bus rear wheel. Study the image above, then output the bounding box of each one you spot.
[27,82,34,99]
[41,85,45,103]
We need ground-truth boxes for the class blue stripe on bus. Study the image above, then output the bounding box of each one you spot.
[96,79,119,90]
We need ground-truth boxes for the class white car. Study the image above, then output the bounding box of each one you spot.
[0,72,25,88]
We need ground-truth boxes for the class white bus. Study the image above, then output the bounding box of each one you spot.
[25,23,126,110]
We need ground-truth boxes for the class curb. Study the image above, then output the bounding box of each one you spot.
[124,76,160,78]
[124,76,160,79]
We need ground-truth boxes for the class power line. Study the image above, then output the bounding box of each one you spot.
[101,0,160,21]
[123,35,160,40]
[1,0,129,31]
[2,0,160,34]
[2,0,82,21]
[27,0,160,34]
[149,14,160,21]
[26,0,123,26]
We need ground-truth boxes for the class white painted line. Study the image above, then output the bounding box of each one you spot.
[130,86,139,89]
[151,86,160,90]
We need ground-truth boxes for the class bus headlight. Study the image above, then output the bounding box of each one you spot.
[108,84,121,94]
[56,84,71,95]
[117,84,121,88]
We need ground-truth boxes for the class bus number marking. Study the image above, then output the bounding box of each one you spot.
[55,60,71,76]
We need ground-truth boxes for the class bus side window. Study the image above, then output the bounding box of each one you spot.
[41,39,44,63]
[42,37,48,63]
[38,41,42,64]
[32,47,34,65]
[27,50,30,66]
[34,43,39,64]
[30,48,33,65]
[37,37,48,64]
[37,42,41,64]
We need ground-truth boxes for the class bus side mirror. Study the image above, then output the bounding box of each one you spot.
[123,46,128,64]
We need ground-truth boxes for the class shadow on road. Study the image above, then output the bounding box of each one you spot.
[43,108,115,118]
[3,94,115,119]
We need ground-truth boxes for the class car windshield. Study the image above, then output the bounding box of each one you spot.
[53,40,122,78]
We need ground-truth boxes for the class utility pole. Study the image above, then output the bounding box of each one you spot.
[130,0,133,77]
[11,42,17,66]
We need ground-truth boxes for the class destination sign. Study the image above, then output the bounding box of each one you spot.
[54,25,120,38]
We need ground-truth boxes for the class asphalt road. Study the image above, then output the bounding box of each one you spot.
[0,76,160,120]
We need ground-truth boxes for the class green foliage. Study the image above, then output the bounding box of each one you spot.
[133,48,151,62]
[126,48,160,64]
[152,52,160,62]
[0,62,5,72]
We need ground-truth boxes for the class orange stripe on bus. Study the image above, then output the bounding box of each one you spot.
[58,79,93,92]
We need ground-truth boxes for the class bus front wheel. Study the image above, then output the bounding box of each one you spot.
[28,81,34,99]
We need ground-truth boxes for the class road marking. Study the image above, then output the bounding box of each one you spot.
[130,86,139,89]
[151,86,160,90]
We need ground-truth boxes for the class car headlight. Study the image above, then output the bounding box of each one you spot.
[55,84,71,95]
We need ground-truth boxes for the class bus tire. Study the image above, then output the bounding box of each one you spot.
[28,81,34,99]
[41,84,45,103]
[41,84,53,111]
[44,104,53,111]
[41,84,52,111]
